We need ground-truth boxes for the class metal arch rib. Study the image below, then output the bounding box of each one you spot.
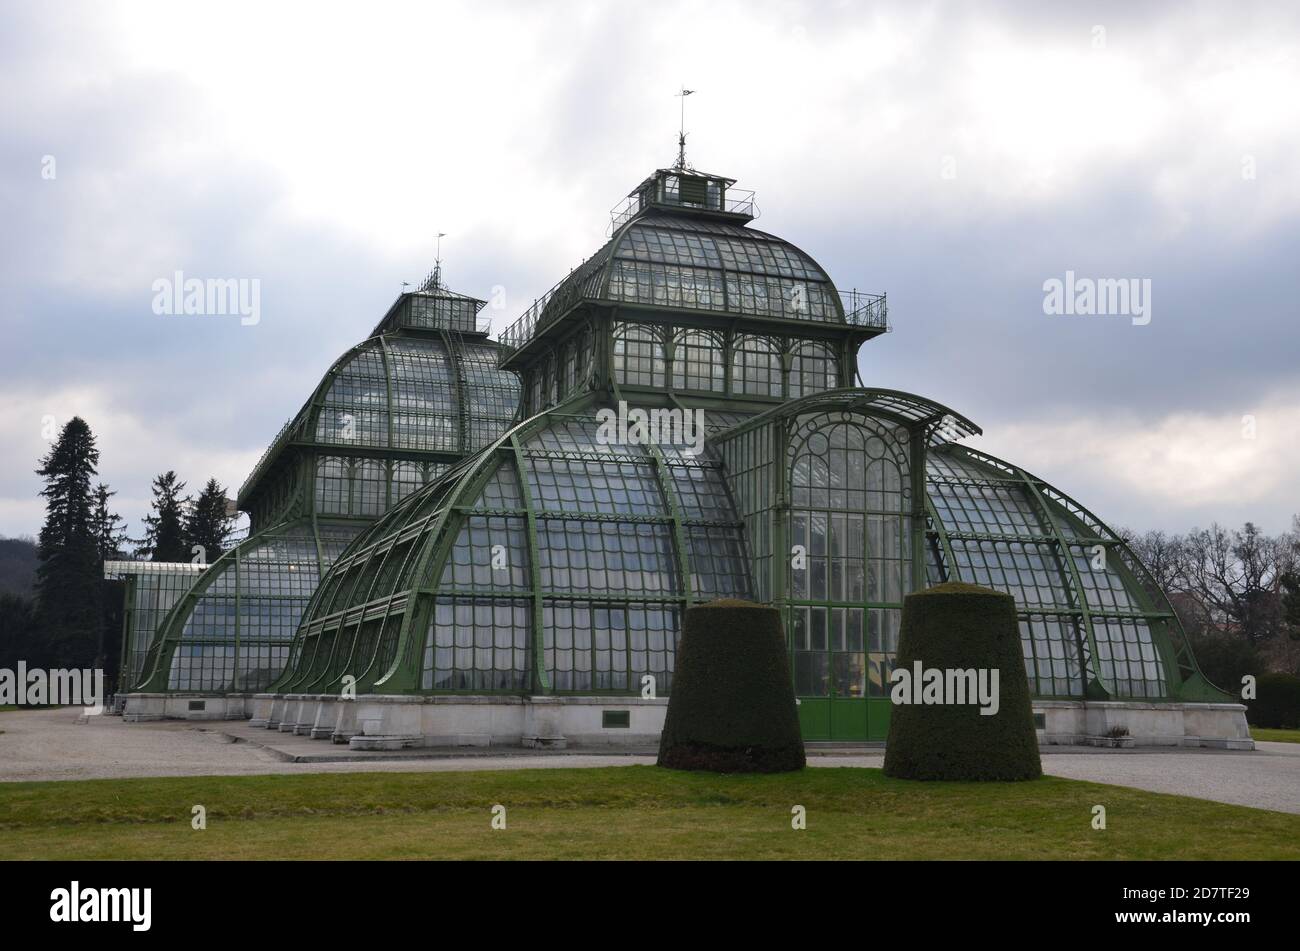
[709,387,982,444]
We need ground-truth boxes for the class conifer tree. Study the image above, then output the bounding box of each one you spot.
[33,417,102,666]
[185,478,233,565]
[137,471,189,562]
[91,483,129,561]
[91,482,128,679]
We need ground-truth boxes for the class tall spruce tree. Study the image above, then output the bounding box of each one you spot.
[91,483,128,680]
[34,416,102,667]
[185,478,233,565]
[137,471,189,562]
[91,483,129,561]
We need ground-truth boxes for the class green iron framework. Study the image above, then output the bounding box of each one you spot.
[129,278,522,693]
[105,560,208,693]
[266,165,1226,715]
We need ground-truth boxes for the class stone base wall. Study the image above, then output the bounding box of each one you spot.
[244,694,668,750]
[126,693,1253,752]
[122,693,255,722]
[1034,700,1253,750]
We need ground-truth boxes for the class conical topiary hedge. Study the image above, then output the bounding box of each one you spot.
[657,599,805,773]
[883,581,1042,781]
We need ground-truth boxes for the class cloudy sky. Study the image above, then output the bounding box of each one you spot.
[2,0,1297,541]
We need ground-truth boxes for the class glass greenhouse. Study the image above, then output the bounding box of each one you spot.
[250,165,1228,744]
[127,277,521,694]
[105,560,207,697]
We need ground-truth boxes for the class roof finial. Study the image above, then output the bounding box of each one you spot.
[674,87,695,169]
[433,232,447,289]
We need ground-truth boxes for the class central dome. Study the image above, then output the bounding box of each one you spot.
[541,209,845,325]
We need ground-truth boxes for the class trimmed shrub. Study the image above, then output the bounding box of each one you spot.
[883,582,1041,781]
[657,599,805,773]
[1246,673,1300,729]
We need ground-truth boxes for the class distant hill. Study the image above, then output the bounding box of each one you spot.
[0,536,38,599]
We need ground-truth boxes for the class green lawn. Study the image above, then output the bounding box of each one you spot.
[1,766,1296,860]
[1252,727,1300,744]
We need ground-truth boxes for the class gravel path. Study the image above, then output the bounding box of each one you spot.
[810,746,1300,814]
[0,709,654,781]
[3,708,1297,814]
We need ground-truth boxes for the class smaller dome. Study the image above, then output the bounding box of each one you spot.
[309,334,519,454]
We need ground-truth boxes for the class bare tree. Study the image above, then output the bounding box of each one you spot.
[1125,528,1184,594]
[1177,522,1295,642]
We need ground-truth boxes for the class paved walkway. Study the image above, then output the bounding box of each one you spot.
[2,707,1298,814]
[810,748,1300,815]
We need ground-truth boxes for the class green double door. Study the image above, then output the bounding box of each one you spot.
[789,604,892,741]
[797,695,891,742]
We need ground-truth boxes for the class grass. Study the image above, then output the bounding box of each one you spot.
[0,766,1297,860]
[1252,726,1300,744]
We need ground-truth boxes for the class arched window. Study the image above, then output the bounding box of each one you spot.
[730,335,783,397]
[787,414,912,702]
[314,456,387,517]
[355,459,387,517]
[528,370,543,416]
[544,354,558,407]
[391,461,426,506]
[562,339,577,397]
[612,323,665,387]
[788,341,838,398]
[670,329,724,392]
[573,327,591,388]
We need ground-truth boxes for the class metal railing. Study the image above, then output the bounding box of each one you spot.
[497,287,555,354]
[498,299,544,354]
[497,252,600,356]
[237,417,295,500]
[608,187,758,234]
[498,284,888,361]
[840,289,889,330]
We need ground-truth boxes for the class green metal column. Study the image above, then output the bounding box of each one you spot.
[908,426,927,595]
[232,543,241,694]
[118,575,136,693]
[925,496,959,583]
[511,433,551,694]
[648,443,693,607]
[1014,466,1109,698]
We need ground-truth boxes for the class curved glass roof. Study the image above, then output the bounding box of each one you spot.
[924,444,1212,700]
[535,211,843,328]
[104,561,206,692]
[240,332,520,507]
[137,286,521,694]
[310,335,519,452]
[275,409,752,696]
[714,387,982,445]
[132,519,363,693]
[270,393,1220,704]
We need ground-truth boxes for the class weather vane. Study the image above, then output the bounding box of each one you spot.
[675,87,695,169]
[432,232,447,289]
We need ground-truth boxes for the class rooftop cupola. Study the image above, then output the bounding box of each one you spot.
[369,265,492,337]
[609,168,757,233]
[497,162,890,382]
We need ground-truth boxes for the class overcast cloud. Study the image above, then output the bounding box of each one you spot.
[1,0,1297,540]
